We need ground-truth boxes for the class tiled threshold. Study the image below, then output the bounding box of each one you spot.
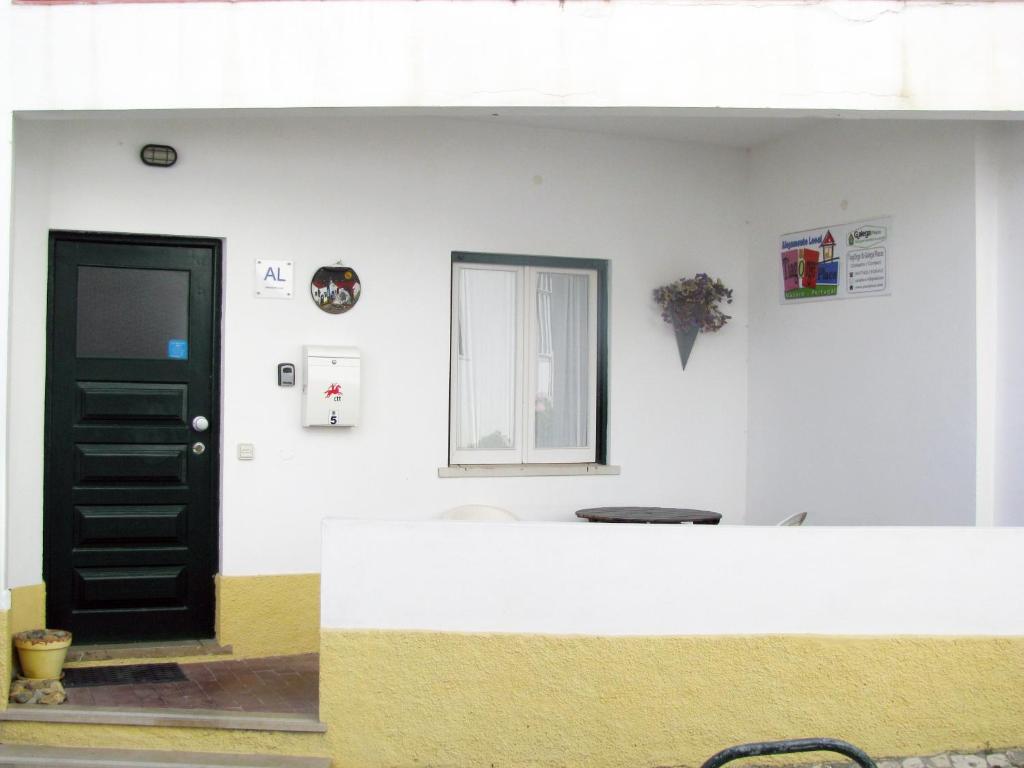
[61,653,318,714]
[65,639,233,667]
[0,704,326,733]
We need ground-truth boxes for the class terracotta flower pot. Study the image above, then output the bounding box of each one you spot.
[14,629,72,680]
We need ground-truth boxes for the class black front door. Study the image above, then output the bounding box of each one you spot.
[45,231,221,643]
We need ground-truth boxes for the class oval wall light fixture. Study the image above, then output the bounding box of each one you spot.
[140,144,178,167]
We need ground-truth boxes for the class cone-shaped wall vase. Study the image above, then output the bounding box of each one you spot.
[673,322,699,369]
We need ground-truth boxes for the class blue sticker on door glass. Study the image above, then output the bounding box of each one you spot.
[167,339,189,360]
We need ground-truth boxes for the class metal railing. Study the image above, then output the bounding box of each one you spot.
[702,738,878,768]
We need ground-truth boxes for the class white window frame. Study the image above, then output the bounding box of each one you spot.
[449,263,525,466]
[449,259,600,466]
[524,266,598,464]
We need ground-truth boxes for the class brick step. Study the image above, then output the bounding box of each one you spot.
[0,744,331,767]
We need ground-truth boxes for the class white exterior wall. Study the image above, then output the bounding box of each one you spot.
[974,126,1000,527]
[322,519,1024,635]
[7,1,1024,113]
[994,128,1024,526]
[7,115,750,583]
[1,0,13,605]
[745,122,978,526]
[5,0,1024,591]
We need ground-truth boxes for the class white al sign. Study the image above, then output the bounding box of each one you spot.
[255,260,294,299]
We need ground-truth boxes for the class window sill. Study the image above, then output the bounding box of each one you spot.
[438,463,621,478]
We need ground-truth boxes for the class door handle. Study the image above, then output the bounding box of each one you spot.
[192,416,210,432]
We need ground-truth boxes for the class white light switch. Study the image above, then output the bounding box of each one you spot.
[237,443,255,460]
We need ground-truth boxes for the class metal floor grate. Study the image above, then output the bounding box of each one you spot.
[63,662,187,688]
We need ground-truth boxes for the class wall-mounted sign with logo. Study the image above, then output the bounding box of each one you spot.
[779,216,891,304]
[255,259,294,299]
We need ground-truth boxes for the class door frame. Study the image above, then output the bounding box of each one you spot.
[43,230,224,639]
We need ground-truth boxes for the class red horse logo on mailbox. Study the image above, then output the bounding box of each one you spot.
[323,384,343,399]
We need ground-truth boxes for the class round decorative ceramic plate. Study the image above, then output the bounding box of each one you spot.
[310,266,361,314]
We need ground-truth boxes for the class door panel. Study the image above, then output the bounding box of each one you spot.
[74,566,187,607]
[46,232,220,643]
[73,444,189,485]
[76,382,189,424]
[74,506,188,547]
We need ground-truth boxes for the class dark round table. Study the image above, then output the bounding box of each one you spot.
[575,506,721,525]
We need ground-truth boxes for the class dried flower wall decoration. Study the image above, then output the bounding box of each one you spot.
[653,273,733,368]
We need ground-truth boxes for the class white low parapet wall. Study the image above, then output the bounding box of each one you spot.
[320,519,1024,636]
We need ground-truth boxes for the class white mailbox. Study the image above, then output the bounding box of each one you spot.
[302,346,360,427]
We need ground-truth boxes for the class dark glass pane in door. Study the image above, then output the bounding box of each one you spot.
[76,267,189,359]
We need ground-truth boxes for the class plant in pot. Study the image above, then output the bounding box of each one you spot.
[653,273,733,369]
[14,629,72,680]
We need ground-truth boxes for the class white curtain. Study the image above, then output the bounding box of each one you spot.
[535,272,588,449]
[455,268,517,451]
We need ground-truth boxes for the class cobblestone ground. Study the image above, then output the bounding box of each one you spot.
[737,749,1024,768]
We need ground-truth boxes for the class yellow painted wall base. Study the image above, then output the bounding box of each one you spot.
[0,610,9,706]
[5,584,46,706]
[0,578,323,758]
[2,577,317,678]
[2,630,1022,766]
[9,584,46,639]
[0,580,325,759]
[319,631,1024,768]
[0,581,323,765]
[215,574,319,658]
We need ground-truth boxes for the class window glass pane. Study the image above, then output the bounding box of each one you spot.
[77,267,189,360]
[535,272,589,449]
[455,268,518,451]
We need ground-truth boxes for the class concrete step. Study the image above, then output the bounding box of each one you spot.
[0,704,326,733]
[0,744,331,767]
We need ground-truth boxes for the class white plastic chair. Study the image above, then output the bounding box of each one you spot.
[777,512,807,526]
[441,504,518,522]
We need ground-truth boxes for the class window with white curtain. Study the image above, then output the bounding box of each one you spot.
[449,253,605,466]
